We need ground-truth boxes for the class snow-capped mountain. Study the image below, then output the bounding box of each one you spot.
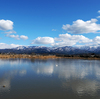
[0,45,100,55]
[12,46,90,54]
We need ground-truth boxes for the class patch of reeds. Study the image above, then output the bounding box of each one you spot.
[0,54,60,59]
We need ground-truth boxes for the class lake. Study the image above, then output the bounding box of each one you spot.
[0,58,100,99]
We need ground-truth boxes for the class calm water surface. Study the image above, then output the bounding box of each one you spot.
[0,58,100,99]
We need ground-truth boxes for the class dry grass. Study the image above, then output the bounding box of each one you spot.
[0,54,100,60]
[63,56,100,60]
[0,54,60,59]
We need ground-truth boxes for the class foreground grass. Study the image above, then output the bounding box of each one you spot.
[0,54,60,59]
[0,54,100,60]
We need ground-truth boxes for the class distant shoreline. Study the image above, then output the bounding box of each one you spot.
[0,54,100,60]
[0,54,60,59]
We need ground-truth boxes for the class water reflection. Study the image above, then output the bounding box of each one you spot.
[0,59,29,92]
[0,78,10,92]
[0,59,100,98]
[0,70,17,92]
[63,79,100,96]
[30,59,100,79]
[30,59,100,96]
[32,64,54,75]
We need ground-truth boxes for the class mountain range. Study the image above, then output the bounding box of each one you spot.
[0,46,100,55]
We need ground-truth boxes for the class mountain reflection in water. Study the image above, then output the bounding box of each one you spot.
[0,58,100,99]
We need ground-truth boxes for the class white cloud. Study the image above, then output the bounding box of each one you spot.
[98,10,100,14]
[52,29,57,31]
[7,35,20,40]
[0,19,28,40]
[62,19,100,34]
[0,19,13,31]
[32,37,54,44]
[0,43,20,49]
[97,16,100,18]
[6,34,28,40]
[31,33,100,47]
[83,36,100,47]
[20,35,28,40]
[4,30,16,34]
[93,36,100,44]
[51,33,92,47]
[51,41,76,47]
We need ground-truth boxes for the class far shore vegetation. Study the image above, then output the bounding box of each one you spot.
[0,53,100,60]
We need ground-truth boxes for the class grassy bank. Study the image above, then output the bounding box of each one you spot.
[0,54,100,60]
[0,54,60,59]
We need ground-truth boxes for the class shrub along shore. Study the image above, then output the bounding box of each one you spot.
[0,54,100,60]
[0,54,60,59]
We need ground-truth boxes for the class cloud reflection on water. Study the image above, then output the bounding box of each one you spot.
[0,70,17,92]
[0,59,100,96]
[0,59,28,92]
[0,78,10,92]
[32,64,54,75]
[30,59,100,96]
[30,59,100,80]
[63,79,100,96]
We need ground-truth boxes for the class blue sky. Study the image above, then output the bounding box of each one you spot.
[1,0,100,48]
